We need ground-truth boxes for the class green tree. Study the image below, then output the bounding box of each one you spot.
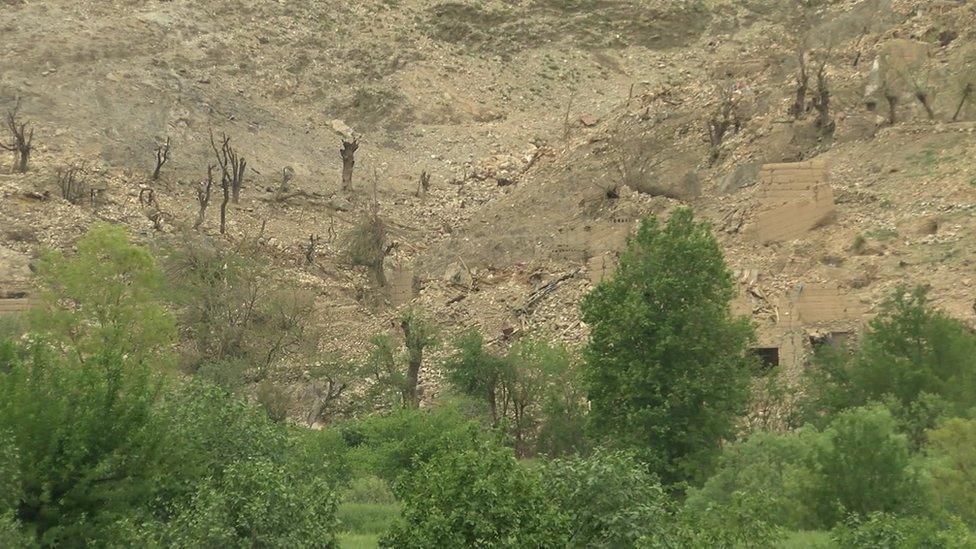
[29,223,176,367]
[685,428,822,531]
[925,418,976,527]
[341,402,487,490]
[804,286,976,443]
[581,207,754,484]
[0,340,164,545]
[832,512,975,549]
[382,442,568,548]
[365,310,437,408]
[542,449,672,547]
[811,406,925,525]
[443,328,511,425]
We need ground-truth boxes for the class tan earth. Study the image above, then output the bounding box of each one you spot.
[1,0,975,422]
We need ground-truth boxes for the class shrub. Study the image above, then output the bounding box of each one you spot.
[925,418,976,527]
[382,442,568,548]
[341,402,487,490]
[581,207,754,484]
[541,449,671,547]
[28,223,176,367]
[685,428,822,531]
[163,235,319,388]
[0,340,163,545]
[803,286,976,441]
[810,406,925,526]
[671,490,782,548]
[831,512,975,549]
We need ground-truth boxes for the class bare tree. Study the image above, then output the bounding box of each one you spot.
[399,309,437,408]
[339,139,358,191]
[811,57,835,136]
[416,170,431,200]
[56,164,87,204]
[705,85,741,165]
[193,166,214,231]
[304,234,319,265]
[908,74,936,120]
[883,85,899,125]
[788,48,809,120]
[209,129,247,204]
[952,82,973,122]
[1,104,34,173]
[151,136,171,182]
[210,130,247,232]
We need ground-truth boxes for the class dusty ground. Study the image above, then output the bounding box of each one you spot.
[1,0,975,415]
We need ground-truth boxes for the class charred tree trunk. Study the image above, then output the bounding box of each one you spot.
[885,91,899,125]
[812,61,834,137]
[1,107,34,173]
[952,83,973,122]
[417,170,431,200]
[340,139,358,191]
[152,137,171,181]
[194,166,214,231]
[788,49,808,120]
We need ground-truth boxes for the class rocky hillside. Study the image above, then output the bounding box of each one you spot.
[2,0,975,411]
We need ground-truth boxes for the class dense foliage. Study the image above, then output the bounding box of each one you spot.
[581,207,754,484]
[2,218,974,546]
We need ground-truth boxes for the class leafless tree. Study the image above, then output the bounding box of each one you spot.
[811,58,835,136]
[304,234,320,265]
[705,85,741,165]
[1,104,34,173]
[952,82,973,122]
[788,48,809,120]
[908,74,936,120]
[151,136,171,181]
[56,164,87,204]
[210,129,246,205]
[193,166,214,231]
[210,130,247,232]
[339,139,358,191]
[883,85,899,125]
[273,166,295,201]
[416,170,431,199]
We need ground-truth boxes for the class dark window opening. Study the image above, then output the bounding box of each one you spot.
[750,347,779,370]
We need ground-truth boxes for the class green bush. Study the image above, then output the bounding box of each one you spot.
[337,503,400,536]
[810,406,925,525]
[803,286,976,442]
[831,512,975,549]
[0,341,163,545]
[28,223,176,367]
[344,476,397,505]
[341,402,487,490]
[925,418,976,527]
[0,340,346,546]
[541,449,671,547]
[581,207,754,484]
[685,428,822,530]
[382,442,568,548]
[672,490,783,548]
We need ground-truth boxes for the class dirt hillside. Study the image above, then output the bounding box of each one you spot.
[2,0,975,410]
